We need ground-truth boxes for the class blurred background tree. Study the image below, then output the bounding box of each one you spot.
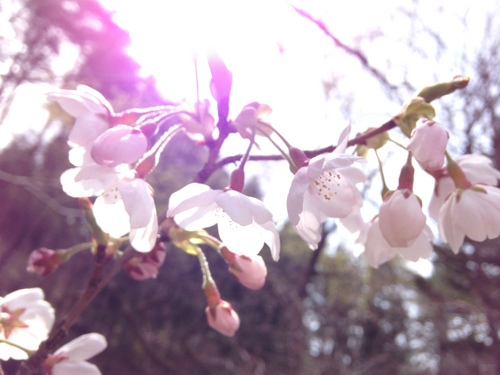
[1,0,500,374]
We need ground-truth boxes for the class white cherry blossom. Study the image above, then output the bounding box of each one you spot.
[0,288,55,360]
[439,185,500,253]
[360,218,433,268]
[167,183,280,261]
[43,333,107,375]
[286,125,366,249]
[429,154,500,221]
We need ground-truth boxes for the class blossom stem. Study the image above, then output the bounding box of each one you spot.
[258,121,292,149]
[445,150,472,189]
[196,231,222,250]
[196,247,214,288]
[387,137,408,151]
[375,149,389,197]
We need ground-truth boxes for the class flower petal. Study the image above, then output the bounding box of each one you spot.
[55,333,107,361]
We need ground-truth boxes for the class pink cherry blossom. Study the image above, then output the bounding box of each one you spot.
[407,118,448,171]
[439,185,500,253]
[91,125,148,167]
[124,243,167,281]
[27,248,65,276]
[167,183,280,261]
[378,189,427,247]
[232,102,273,139]
[429,154,500,221]
[205,300,240,337]
[0,288,55,360]
[360,218,433,268]
[43,333,107,375]
[286,125,366,249]
[179,99,216,142]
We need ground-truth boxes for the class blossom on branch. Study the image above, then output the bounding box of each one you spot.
[43,333,107,375]
[439,185,500,253]
[167,183,280,261]
[220,246,267,290]
[360,217,433,268]
[429,154,500,221]
[0,288,55,360]
[287,125,366,249]
[406,118,448,171]
[61,166,158,253]
[378,189,426,247]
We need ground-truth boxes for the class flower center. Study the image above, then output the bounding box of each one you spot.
[313,171,342,201]
[0,305,29,339]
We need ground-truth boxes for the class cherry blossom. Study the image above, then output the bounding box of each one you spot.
[124,243,167,280]
[43,333,107,375]
[406,118,448,171]
[360,218,433,268]
[0,288,55,360]
[61,166,158,253]
[439,185,500,253]
[378,189,427,247]
[205,300,240,337]
[286,125,366,249]
[429,154,500,221]
[167,183,280,261]
[232,102,273,139]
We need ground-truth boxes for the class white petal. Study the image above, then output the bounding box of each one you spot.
[259,220,281,261]
[130,213,158,253]
[93,196,130,237]
[438,191,464,253]
[167,183,221,217]
[117,179,154,228]
[216,190,272,226]
[286,167,310,225]
[294,190,325,249]
[55,333,107,361]
[53,361,101,375]
[362,221,398,268]
[218,215,264,256]
[173,203,219,230]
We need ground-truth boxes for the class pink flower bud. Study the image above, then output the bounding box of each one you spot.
[221,246,267,290]
[407,118,448,171]
[91,125,148,167]
[378,190,426,247]
[205,300,240,337]
[124,243,167,281]
[27,248,65,276]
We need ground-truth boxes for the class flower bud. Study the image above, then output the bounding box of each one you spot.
[27,248,66,276]
[124,243,167,281]
[205,300,240,337]
[91,125,148,167]
[407,118,448,171]
[220,246,267,290]
[378,189,426,247]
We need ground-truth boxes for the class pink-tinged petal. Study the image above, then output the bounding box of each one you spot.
[53,361,101,375]
[458,154,500,184]
[129,213,158,253]
[216,190,272,226]
[91,125,148,167]
[295,189,325,249]
[407,119,448,171]
[312,172,358,218]
[93,195,130,238]
[173,203,219,231]
[428,177,455,222]
[397,227,434,262]
[55,333,107,361]
[259,220,281,261]
[69,115,109,148]
[287,167,310,225]
[218,215,265,256]
[306,155,327,180]
[362,221,398,268]
[438,191,464,253]
[332,124,351,154]
[167,183,221,218]
[117,179,154,228]
[379,190,426,247]
[322,154,365,171]
[60,168,102,197]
